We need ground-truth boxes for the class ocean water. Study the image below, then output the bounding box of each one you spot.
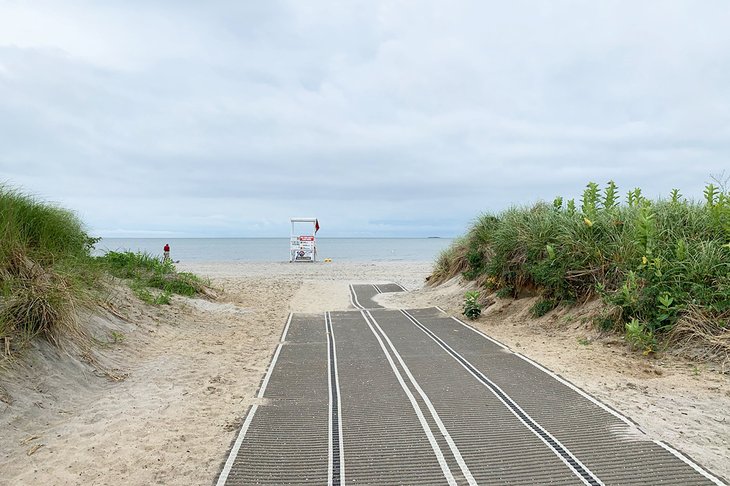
[93,238,454,263]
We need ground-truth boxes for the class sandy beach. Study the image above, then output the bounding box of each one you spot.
[5,2,729,484]
[1,261,728,485]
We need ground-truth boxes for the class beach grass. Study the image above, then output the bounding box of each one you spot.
[98,250,208,301]
[1,185,209,354]
[0,186,100,346]
[432,181,730,357]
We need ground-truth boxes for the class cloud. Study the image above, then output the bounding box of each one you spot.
[1,0,729,237]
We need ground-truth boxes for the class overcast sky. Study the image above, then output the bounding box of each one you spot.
[1,1,729,237]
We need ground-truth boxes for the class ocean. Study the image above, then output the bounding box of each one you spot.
[93,238,454,263]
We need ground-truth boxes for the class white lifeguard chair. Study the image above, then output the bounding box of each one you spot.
[290,217,319,262]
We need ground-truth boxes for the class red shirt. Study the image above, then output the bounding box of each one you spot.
[164,244,170,252]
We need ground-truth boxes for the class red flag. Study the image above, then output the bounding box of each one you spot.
[315,219,320,233]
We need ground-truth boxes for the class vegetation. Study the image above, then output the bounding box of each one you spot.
[462,291,482,320]
[97,251,208,303]
[1,186,98,346]
[530,298,558,318]
[432,180,730,357]
[1,185,209,355]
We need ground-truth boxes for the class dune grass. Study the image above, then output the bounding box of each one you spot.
[1,185,209,354]
[432,181,730,357]
[97,251,208,304]
[0,186,99,346]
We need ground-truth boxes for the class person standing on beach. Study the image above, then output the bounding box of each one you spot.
[163,243,170,262]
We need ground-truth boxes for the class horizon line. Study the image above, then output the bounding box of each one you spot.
[95,235,456,239]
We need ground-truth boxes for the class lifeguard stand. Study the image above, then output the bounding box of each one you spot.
[290,217,318,262]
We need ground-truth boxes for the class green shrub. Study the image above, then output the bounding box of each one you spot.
[430,180,730,354]
[462,246,484,280]
[625,318,657,354]
[463,291,482,320]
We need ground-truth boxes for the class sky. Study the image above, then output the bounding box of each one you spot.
[1,1,729,238]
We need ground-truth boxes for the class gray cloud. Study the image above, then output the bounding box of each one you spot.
[1,0,729,237]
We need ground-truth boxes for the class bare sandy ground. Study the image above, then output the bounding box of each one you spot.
[1,261,728,485]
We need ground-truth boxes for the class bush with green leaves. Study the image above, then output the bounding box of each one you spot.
[463,291,482,320]
[431,179,730,355]
[625,318,657,354]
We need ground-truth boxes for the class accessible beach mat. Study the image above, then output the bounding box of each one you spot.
[349,282,407,310]
[216,308,726,485]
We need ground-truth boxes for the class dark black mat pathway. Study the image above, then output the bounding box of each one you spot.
[349,283,406,310]
[216,286,726,485]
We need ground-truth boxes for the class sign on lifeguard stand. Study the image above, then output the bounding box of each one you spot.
[290,218,319,262]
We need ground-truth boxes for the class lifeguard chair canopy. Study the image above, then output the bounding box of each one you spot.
[290,217,319,262]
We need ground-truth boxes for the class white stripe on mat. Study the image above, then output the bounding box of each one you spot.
[432,310,727,485]
[216,313,293,485]
[349,284,365,310]
[361,310,458,486]
[366,310,477,485]
[402,309,603,486]
[215,404,259,486]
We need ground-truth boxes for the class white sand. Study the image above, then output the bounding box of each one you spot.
[1,261,727,484]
